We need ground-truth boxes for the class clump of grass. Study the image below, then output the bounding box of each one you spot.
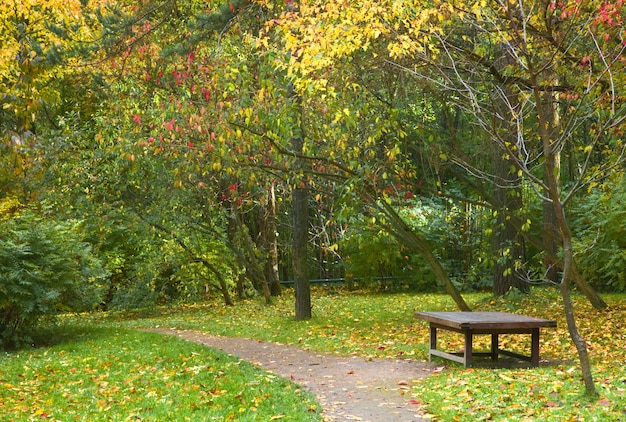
[0,328,320,421]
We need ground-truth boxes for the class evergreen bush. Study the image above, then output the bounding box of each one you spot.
[0,205,106,348]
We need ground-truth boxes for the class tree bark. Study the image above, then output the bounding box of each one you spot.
[542,82,561,284]
[491,41,528,297]
[491,138,527,296]
[288,0,311,320]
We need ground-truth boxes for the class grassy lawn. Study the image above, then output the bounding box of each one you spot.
[2,287,625,421]
[107,287,626,421]
[0,327,319,421]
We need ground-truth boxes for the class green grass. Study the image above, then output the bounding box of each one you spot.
[2,287,625,421]
[103,287,626,421]
[108,289,468,359]
[0,327,320,421]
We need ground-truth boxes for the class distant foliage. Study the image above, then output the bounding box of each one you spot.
[340,225,420,290]
[399,195,493,291]
[573,177,626,292]
[0,203,107,349]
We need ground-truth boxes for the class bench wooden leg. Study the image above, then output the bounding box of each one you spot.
[531,328,540,366]
[429,325,437,362]
[464,329,473,367]
[491,333,499,361]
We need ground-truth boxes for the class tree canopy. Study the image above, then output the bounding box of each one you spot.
[2,0,626,394]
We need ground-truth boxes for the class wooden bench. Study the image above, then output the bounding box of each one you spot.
[414,311,556,368]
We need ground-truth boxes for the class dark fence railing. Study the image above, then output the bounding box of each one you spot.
[279,276,406,286]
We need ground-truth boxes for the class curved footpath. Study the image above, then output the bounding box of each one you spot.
[145,328,436,422]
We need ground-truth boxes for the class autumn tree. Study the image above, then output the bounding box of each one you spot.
[66,0,300,305]
[246,0,626,395]
[255,0,472,310]
[381,0,625,396]
[0,0,107,199]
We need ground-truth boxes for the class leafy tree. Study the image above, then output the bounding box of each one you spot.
[256,0,626,395]
[382,0,626,396]
[252,0,472,310]
[572,174,626,292]
[0,0,106,196]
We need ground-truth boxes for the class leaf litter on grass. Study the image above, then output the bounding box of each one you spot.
[0,328,320,421]
[68,288,626,421]
[410,289,626,421]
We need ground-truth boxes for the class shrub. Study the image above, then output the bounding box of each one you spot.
[0,206,107,348]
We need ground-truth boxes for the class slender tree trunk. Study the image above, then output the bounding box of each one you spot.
[570,259,607,309]
[491,144,527,296]
[559,270,597,395]
[378,198,471,311]
[543,84,561,284]
[293,184,311,320]
[263,182,281,296]
[236,273,245,299]
[237,207,272,303]
[500,212,607,309]
[533,77,597,396]
[228,202,271,303]
[141,216,234,306]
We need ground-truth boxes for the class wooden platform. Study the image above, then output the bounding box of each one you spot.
[414,312,557,368]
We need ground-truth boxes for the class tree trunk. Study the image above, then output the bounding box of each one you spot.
[236,273,245,299]
[141,216,234,306]
[542,84,561,284]
[230,202,272,303]
[559,272,597,395]
[500,212,607,309]
[293,185,311,320]
[262,182,281,296]
[287,0,311,320]
[533,77,597,396]
[491,41,528,297]
[570,259,607,310]
[378,198,471,311]
[491,145,528,296]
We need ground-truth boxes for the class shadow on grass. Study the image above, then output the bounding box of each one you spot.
[5,317,112,353]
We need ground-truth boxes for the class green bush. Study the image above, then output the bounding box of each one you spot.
[0,207,107,349]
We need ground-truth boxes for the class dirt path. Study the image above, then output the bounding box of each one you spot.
[145,328,436,422]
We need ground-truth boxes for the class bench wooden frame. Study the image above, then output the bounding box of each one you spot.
[414,312,556,368]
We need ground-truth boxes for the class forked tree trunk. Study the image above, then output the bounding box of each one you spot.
[261,182,281,296]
